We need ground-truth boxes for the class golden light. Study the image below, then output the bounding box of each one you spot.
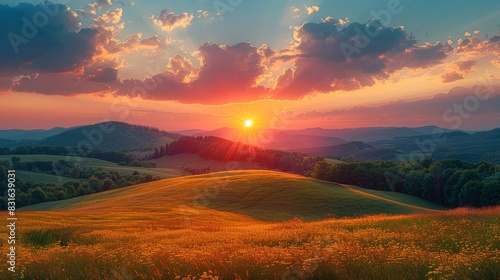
[244,119,253,127]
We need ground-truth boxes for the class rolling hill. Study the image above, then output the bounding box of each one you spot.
[372,128,500,163]
[195,127,346,150]
[22,170,443,220]
[41,121,182,152]
[283,126,461,142]
[290,141,399,160]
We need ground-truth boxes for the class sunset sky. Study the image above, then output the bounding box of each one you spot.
[0,0,499,131]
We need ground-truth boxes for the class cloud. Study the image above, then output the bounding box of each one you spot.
[92,8,123,25]
[114,42,269,104]
[87,0,112,15]
[294,86,500,129]
[491,59,500,68]
[86,67,118,83]
[306,5,320,15]
[13,73,110,95]
[441,72,464,83]
[153,9,193,32]
[452,60,476,73]
[273,20,446,99]
[197,10,209,18]
[0,77,12,91]
[0,2,98,76]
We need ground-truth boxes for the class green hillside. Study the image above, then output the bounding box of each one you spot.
[40,121,181,152]
[22,170,443,220]
[0,154,183,179]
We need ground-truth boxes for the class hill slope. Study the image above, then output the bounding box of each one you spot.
[22,170,442,221]
[41,121,182,152]
[291,141,399,160]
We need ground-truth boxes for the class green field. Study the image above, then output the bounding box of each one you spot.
[152,153,266,172]
[17,170,84,184]
[21,170,442,219]
[0,154,184,179]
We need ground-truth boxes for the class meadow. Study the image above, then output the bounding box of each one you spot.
[1,171,498,279]
[0,155,184,179]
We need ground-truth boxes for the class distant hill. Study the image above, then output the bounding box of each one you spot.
[291,141,399,161]
[172,129,207,135]
[372,128,500,163]
[283,126,460,142]
[432,128,500,163]
[41,122,182,152]
[0,127,71,140]
[195,127,346,149]
[21,170,442,220]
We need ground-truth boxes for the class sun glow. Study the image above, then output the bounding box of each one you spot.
[244,119,253,127]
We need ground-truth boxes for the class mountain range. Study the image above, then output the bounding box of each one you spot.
[0,122,498,163]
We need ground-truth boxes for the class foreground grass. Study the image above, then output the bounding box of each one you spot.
[1,207,499,279]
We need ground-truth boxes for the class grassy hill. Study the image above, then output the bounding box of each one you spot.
[152,153,266,172]
[40,121,181,152]
[22,170,442,220]
[12,170,499,280]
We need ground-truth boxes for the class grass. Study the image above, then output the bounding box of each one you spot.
[0,154,183,179]
[17,170,84,184]
[152,153,266,172]
[21,170,440,219]
[2,207,499,279]
[3,170,497,279]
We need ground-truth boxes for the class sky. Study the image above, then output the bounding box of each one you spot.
[0,0,499,131]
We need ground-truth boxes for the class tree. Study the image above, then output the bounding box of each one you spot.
[11,157,21,165]
[102,178,114,191]
[311,161,331,180]
[31,188,48,203]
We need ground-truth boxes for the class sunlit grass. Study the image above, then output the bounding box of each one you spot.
[3,171,498,279]
[0,207,496,279]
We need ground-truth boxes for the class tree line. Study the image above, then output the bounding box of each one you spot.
[311,158,500,207]
[147,136,323,176]
[0,145,154,167]
[0,159,160,209]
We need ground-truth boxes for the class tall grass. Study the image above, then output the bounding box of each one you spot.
[1,207,498,279]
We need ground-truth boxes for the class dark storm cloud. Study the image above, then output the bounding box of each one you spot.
[86,67,118,83]
[274,20,447,99]
[13,73,110,95]
[0,2,98,76]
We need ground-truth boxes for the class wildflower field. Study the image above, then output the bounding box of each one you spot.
[2,171,499,279]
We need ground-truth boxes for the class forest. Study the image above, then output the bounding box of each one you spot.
[311,158,500,207]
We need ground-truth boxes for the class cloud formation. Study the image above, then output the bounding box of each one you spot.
[115,42,269,104]
[0,2,95,76]
[294,86,500,129]
[274,20,447,99]
[153,9,194,32]
[306,6,320,15]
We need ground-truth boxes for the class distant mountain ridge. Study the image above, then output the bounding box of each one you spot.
[41,122,182,152]
[194,127,346,150]
[0,127,71,140]
[290,141,399,161]
[282,126,463,142]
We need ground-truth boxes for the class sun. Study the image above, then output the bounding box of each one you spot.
[244,119,253,127]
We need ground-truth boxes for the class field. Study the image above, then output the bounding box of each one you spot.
[2,171,499,279]
[152,154,266,172]
[0,155,184,179]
